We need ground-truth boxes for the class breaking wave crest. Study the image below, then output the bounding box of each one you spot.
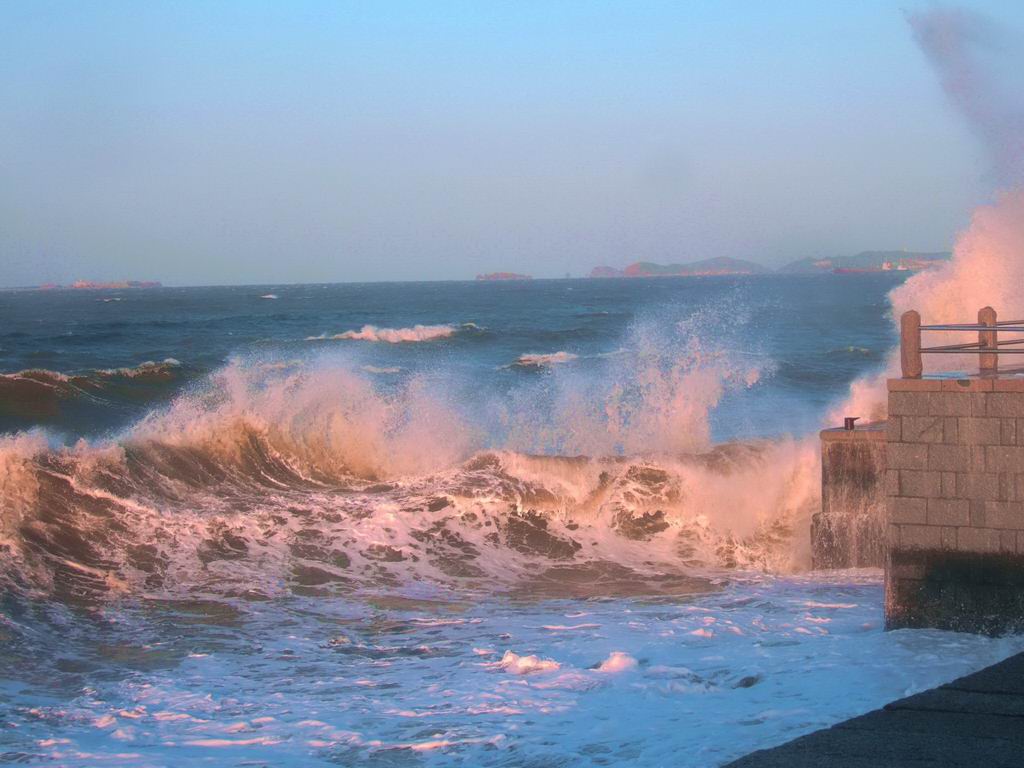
[0,339,817,603]
[306,324,467,343]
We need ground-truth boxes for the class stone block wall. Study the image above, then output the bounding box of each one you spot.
[886,377,1024,634]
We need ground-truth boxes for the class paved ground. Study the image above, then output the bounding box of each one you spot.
[725,652,1024,767]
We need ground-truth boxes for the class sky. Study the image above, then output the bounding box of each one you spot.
[1,1,1022,286]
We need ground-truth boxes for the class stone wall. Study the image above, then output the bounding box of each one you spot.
[813,424,886,569]
[886,377,1024,634]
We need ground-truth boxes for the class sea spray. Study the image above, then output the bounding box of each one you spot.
[832,192,1024,423]
[132,361,476,481]
[833,6,1024,421]
[501,300,769,456]
[907,7,1024,185]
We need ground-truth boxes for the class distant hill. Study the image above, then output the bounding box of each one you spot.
[590,257,768,278]
[779,251,951,274]
[588,251,951,278]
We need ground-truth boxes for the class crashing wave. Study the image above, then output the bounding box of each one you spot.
[96,358,183,378]
[0,354,816,603]
[0,302,812,602]
[0,434,816,603]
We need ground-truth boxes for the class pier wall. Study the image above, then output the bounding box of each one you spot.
[813,425,886,569]
[886,377,1024,634]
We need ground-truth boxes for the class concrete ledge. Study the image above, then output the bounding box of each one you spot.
[887,377,1002,392]
[820,423,886,442]
[888,378,943,392]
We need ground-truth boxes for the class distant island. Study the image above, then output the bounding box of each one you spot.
[38,280,162,290]
[777,250,951,274]
[590,257,767,278]
[589,251,952,278]
[476,272,532,281]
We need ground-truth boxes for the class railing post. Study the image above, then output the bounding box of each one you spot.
[979,306,997,375]
[901,310,922,378]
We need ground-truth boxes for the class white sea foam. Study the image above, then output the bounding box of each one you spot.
[595,651,638,673]
[496,651,561,675]
[307,324,457,343]
[513,351,578,368]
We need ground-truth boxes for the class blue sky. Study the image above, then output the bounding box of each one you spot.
[1,1,1022,285]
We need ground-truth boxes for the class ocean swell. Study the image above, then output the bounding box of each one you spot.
[0,360,185,424]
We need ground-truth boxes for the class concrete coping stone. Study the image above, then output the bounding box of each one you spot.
[889,373,1024,393]
[820,422,887,442]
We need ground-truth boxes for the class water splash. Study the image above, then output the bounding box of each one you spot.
[0,305,818,600]
[833,5,1024,421]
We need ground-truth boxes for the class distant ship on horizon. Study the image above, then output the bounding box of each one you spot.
[476,272,532,281]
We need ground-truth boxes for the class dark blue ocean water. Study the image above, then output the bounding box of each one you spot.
[0,275,899,440]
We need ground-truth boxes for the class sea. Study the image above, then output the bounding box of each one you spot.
[1,275,1021,767]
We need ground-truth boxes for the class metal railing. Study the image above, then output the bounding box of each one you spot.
[900,307,1024,378]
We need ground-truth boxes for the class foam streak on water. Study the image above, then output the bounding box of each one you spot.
[2,574,1022,767]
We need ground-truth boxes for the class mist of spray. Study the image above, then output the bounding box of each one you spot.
[908,7,1024,185]
[835,7,1024,422]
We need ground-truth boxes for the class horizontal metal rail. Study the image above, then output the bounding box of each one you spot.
[921,339,1024,353]
[921,327,1024,333]
[900,306,1019,378]
[920,319,1024,330]
[922,349,1024,354]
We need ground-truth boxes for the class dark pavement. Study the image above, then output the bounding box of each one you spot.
[725,652,1024,767]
